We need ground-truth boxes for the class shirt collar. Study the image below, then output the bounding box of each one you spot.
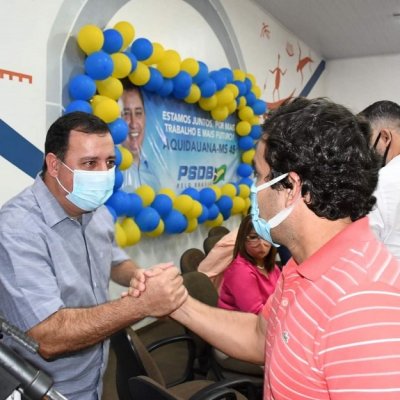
[286,217,372,281]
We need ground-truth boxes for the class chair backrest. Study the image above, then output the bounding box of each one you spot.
[208,226,230,238]
[203,234,225,255]
[180,248,206,274]
[110,328,165,400]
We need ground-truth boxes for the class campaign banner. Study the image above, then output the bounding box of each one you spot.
[133,90,239,193]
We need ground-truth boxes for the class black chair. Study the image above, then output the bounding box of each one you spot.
[111,327,255,400]
[182,272,264,396]
[180,248,206,274]
[208,226,230,238]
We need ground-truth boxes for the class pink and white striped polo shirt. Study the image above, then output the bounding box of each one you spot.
[262,217,400,400]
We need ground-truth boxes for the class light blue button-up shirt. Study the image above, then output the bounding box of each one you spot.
[0,175,129,399]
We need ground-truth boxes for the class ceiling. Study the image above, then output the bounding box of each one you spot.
[253,0,400,60]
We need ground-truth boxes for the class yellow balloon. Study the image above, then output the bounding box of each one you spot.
[242,149,255,164]
[91,95,108,107]
[135,185,155,207]
[158,188,176,200]
[231,196,246,214]
[233,69,246,81]
[205,213,223,228]
[211,106,228,121]
[235,120,251,136]
[238,183,251,199]
[209,185,222,201]
[174,195,194,215]
[113,21,135,51]
[144,42,165,65]
[227,100,237,114]
[185,84,201,104]
[186,200,202,219]
[238,106,254,121]
[129,61,150,86]
[96,77,123,100]
[119,146,134,170]
[115,222,127,247]
[157,58,180,78]
[121,217,141,246]
[243,197,251,215]
[146,220,164,237]
[216,88,234,106]
[251,85,262,98]
[181,58,199,77]
[250,116,261,125]
[93,98,120,123]
[221,183,237,198]
[198,95,217,111]
[237,96,247,110]
[246,73,256,86]
[111,53,132,79]
[77,24,104,55]
[226,83,239,99]
[164,49,181,63]
[185,218,198,233]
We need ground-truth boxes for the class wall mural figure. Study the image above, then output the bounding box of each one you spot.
[268,54,286,102]
[260,21,270,39]
[296,42,314,84]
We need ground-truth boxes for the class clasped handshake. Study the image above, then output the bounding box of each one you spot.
[123,263,189,319]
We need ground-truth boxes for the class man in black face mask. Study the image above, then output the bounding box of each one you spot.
[359,100,400,260]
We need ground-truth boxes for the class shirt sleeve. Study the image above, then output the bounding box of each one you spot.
[0,230,64,331]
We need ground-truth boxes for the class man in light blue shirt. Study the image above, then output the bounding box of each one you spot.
[0,112,186,399]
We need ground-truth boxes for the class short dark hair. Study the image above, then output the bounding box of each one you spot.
[233,215,277,273]
[120,78,144,104]
[261,97,380,221]
[359,100,400,125]
[42,111,110,173]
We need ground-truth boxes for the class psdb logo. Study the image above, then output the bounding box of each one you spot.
[178,165,215,181]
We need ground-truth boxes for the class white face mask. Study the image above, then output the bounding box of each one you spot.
[56,161,115,211]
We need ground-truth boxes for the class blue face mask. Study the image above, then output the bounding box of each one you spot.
[250,173,296,247]
[56,162,115,212]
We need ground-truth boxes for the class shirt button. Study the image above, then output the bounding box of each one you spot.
[281,298,289,307]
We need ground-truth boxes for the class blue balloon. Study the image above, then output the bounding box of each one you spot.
[221,208,231,221]
[172,71,192,98]
[157,78,174,97]
[164,210,188,234]
[199,78,217,98]
[68,74,96,101]
[123,51,138,72]
[216,195,233,213]
[108,118,128,145]
[193,61,208,84]
[135,207,160,232]
[237,163,253,178]
[238,136,254,151]
[207,204,219,220]
[102,29,123,54]
[125,193,143,217]
[106,205,118,222]
[244,77,252,92]
[152,194,173,218]
[114,168,124,190]
[219,67,234,83]
[182,187,200,201]
[239,177,253,187]
[130,38,153,61]
[209,70,227,91]
[143,67,164,92]
[197,205,209,224]
[84,51,114,80]
[173,86,191,100]
[105,190,130,216]
[114,146,122,167]
[233,80,247,96]
[252,100,267,115]
[199,187,217,207]
[245,91,256,106]
[64,100,92,114]
[250,124,262,140]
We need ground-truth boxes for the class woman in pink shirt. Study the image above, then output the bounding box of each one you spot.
[218,215,281,314]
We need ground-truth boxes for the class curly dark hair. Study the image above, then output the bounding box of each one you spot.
[42,111,110,173]
[233,215,277,273]
[261,97,380,221]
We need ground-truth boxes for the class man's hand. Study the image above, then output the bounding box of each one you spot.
[127,265,188,317]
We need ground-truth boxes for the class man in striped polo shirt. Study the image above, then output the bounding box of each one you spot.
[134,98,400,399]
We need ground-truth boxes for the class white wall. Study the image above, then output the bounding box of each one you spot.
[322,53,400,113]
